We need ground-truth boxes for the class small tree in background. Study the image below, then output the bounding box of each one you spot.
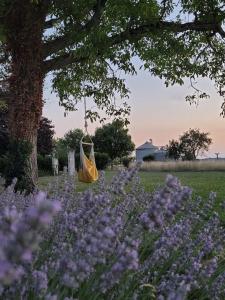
[167,129,212,161]
[54,129,84,171]
[63,129,84,153]
[0,113,55,180]
[53,138,68,171]
[37,117,55,156]
[93,120,135,162]
[0,114,55,157]
[179,129,212,160]
[167,139,182,160]
[122,157,134,168]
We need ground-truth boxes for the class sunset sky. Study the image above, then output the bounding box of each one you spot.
[43,65,225,158]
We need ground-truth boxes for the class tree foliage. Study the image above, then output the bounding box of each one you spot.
[62,129,84,153]
[53,129,111,171]
[180,128,212,160]
[37,117,55,156]
[1,0,225,188]
[53,129,84,172]
[1,1,225,117]
[166,139,182,161]
[93,120,135,161]
[167,129,212,160]
[0,112,55,157]
[3,140,33,192]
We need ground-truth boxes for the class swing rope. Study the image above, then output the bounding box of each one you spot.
[84,97,88,135]
[78,97,98,183]
[82,97,93,145]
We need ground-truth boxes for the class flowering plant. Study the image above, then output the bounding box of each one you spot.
[0,167,224,299]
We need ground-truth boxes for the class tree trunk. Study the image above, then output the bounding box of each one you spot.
[5,0,46,190]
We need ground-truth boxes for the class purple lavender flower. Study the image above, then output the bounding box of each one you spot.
[0,167,224,299]
[32,270,48,293]
[0,191,60,288]
[100,237,139,293]
[140,175,192,230]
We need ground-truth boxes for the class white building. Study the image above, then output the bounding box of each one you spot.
[136,139,167,162]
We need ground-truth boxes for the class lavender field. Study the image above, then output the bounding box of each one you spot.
[1,167,225,299]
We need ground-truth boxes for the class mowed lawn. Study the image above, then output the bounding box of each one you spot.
[39,170,225,217]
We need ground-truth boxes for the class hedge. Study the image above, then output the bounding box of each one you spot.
[143,154,155,162]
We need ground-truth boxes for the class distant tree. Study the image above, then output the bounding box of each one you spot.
[122,157,134,168]
[53,138,67,171]
[63,129,84,153]
[167,129,212,161]
[179,129,212,160]
[167,139,182,160]
[37,117,55,156]
[0,113,55,157]
[93,120,135,161]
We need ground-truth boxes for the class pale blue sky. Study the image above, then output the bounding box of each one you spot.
[43,68,225,158]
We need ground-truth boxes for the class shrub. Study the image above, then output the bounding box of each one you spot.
[38,154,68,175]
[0,156,6,175]
[122,156,133,168]
[95,152,110,170]
[75,153,80,171]
[143,154,155,161]
[37,154,52,175]
[2,139,33,191]
[58,154,68,171]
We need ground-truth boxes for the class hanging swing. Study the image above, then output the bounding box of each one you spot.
[78,99,98,183]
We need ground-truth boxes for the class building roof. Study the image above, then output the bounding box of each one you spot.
[136,141,158,151]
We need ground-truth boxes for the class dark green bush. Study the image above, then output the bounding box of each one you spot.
[58,154,68,171]
[37,155,52,175]
[0,132,9,157]
[3,139,33,191]
[95,152,110,170]
[75,152,110,171]
[56,151,110,173]
[75,153,80,171]
[122,157,134,168]
[143,154,155,162]
[0,156,6,175]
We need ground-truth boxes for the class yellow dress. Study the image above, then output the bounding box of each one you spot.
[78,140,98,183]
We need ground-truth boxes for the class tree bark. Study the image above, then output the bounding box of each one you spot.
[5,0,46,189]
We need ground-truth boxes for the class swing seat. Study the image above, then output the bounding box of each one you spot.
[78,137,98,183]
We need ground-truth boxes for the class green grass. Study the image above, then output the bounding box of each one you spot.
[39,170,225,220]
[39,170,225,201]
[139,171,225,220]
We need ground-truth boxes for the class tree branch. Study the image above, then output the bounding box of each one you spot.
[84,0,108,31]
[43,52,89,72]
[43,0,108,58]
[112,20,219,42]
[43,19,219,73]
[44,17,60,29]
